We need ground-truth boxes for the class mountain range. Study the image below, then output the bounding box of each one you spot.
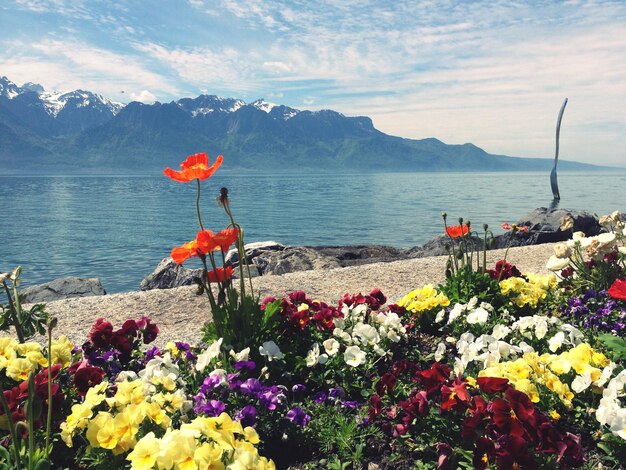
[0,75,604,174]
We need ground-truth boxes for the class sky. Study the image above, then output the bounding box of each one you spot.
[1,0,625,166]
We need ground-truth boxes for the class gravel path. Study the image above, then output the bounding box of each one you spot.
[28,243,556,347]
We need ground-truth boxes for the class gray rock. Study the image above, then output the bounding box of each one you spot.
[225,241,285,266]
[255,247,342,275]
[21,277,106,303]
[515,208,601,236]
[406,235,484,258]
[140,257,203,291]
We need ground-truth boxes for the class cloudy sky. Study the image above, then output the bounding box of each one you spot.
[1,0,625,165]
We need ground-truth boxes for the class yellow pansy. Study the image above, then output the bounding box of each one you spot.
[6,357,34,381]
[194,442,225,470]
[86,412,118,449]
[50,336,74,367]
[127,432,160,470]
[397,285,450,314]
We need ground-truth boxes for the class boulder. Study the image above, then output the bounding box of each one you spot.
[21,277,106,303]
[225,241,285,266]
[515,208,601,236]
[255,247,342,275]
[140,257,203,291]
[406,235,484,258]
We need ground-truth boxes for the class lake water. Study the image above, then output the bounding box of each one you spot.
[1,171,625,293]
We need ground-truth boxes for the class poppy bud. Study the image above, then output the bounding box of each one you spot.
[218,187,229,207]
[483,224,488,231]
[441,212,448,221]
[458,217,464,225]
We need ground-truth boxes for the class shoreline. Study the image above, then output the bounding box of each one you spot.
[26,242,557,347]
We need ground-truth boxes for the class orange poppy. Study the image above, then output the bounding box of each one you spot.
[207,266,235,283]
[164,153,223,182]
[171,240,200,265]
[446,224,469,238]
[197,228,240,253]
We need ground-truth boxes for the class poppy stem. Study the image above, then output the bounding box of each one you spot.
[196,179,205,232]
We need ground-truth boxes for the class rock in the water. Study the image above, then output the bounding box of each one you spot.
[140,258,203,291]
[516,208,601,236]
[255,247,342,275]
[21,277,106,303]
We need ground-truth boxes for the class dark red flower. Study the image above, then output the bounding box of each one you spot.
[608,278,626,300]
[491,398,526,437]
[436,442,453,469]
[399,390,429,418]
[376,372,398,396]
[473,437,496,470]
[477,377,510,395]
[415,362,451,396]
[89,318,113,348]
[440,379,470,412]
[142,320,159,344]
[487,260,524,281]
[119,319,139,337]
[495,435,537,470]
[74,365,106,396]
[369,394,383,421]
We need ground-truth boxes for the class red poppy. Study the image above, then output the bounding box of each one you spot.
[164,153,223,182]
[608,278,626,300]
[207,266,234,282]
[446,224,469,238]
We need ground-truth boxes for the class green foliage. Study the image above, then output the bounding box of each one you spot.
[0,267,48,343]
[440,264,504,307]
[597,334,626,362]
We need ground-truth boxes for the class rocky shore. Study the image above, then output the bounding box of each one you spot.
[31,242,557,347]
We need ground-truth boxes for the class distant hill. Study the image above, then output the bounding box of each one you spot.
[0,75,609,174]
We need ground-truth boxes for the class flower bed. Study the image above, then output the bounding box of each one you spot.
[1,154,625,469]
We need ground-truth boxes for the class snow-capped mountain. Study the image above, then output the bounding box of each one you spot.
[1,74,601,174]
[0,77,124,118]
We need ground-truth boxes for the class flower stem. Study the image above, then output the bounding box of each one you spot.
[196,178,205,232]
[45,322,53,456]
[3,281,24,343]
[0,382,22,469]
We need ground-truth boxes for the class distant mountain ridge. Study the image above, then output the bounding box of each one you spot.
[0,75,607,174]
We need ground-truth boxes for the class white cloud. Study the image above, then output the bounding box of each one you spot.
[130,90,156,103]
[1,39,179,102]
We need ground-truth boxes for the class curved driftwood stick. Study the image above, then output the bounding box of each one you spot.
[550,98,568,201]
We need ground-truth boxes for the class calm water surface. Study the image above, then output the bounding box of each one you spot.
[1,171,625,293]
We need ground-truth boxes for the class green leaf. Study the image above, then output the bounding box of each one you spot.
[597,334,626,361]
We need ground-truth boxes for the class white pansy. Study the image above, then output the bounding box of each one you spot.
[116,371,139,382]
[466,306,489,325]
[467,297,478,309]
[373,345,387,356]
[333,328,352,344]
[447,303,464,324]
[593,363,617,389]
[353,323,380,346]
[306,344,321,367]
[386,329,400,343]
[343,345,366,367]
[259,341,284,361]
[333,317,345,329]
[434,342,446,362]
[323,338,340,356]
[534,318,548,340]
[561,324,584,345]
[435,309,446,323]
[518,342,535,354]
[571,372,593,394]
[229,347,250,362]
[548,332,565,352]
[492,324,511,340]
[196,338,223,371]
